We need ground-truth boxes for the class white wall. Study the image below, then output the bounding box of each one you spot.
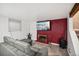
[10,19,29,40]
[67,17,79,56]
[29,20,37,40]
[0,3,74,21]
[11,18,37,41]
[0,15,24,42]
[0,16,9,42]
[0,15,37,42]
[0,3,74,43]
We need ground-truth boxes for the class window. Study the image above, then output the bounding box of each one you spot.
[9,18,21,32]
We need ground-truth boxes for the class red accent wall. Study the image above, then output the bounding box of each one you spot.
[37,18,67,44]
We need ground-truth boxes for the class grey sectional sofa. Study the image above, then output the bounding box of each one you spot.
[0,36,48,56]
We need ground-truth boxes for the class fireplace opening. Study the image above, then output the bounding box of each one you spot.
[38,35,47,43]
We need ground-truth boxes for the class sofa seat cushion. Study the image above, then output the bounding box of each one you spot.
[14,40,32,54]
[14,49,27,56]
[3,36,34,55]
[0,43,28,56]
[3,36,31,53]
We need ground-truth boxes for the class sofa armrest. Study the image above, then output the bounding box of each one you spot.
[30,47,48,56]
[30,47,40,52]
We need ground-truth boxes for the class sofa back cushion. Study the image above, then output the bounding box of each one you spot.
[4,36,16,46]
[14,40,31,53]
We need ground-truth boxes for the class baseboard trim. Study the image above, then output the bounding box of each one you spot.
[51,43,59,46]
[67,49,71,56]
[35,41,59,46]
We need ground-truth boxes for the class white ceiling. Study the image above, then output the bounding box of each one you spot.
[0,3,74,21]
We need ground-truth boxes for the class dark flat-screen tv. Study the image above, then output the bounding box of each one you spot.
[37,21,50,30]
